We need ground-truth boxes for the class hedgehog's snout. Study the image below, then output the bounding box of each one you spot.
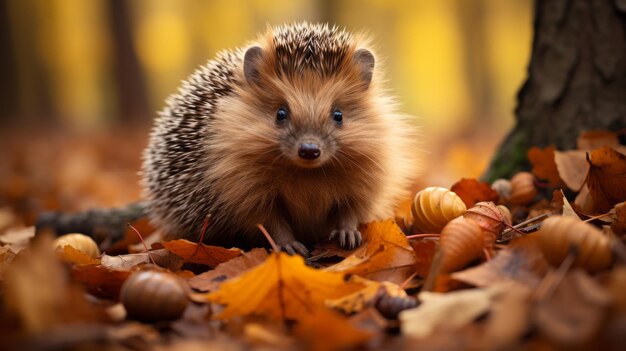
[298,142,321,160]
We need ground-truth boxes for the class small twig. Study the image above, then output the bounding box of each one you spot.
[400,271,419,290]
[406,233,441,240]
[257,224,280,253]
[582,212,611,223]
[191,215,211,257]
[127,223,155,264]
[499,213,551,242]
[422,250,444,292]
[483,248,493,261]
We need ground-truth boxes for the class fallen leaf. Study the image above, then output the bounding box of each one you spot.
[451,235,550,288]
[189,248,269,292]
[400,287,498,338]
[574,184,596,214]
[552,189,579,218]
[450,178,499,208]
[0,226,35,249]
[310,241,354,260]
[71,264,132,299]
[325,220,418,284]
[327,278,406,314]
[609,202,626,236]
[204,252,365,321]
[4,234,106,333]
[528,146,564,187]
[577,130,620,151]
[58,245,101,266]
[485,282,532,350]
[409,239,438,277]
[533,270,611,347]
[100,249,183,271]
[554,150,588,191]
[294,307,371,351]
[0,246,17,280]
[586,146,626,213]
[161,239,242,268]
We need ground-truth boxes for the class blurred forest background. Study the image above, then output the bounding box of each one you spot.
[0,0,532,224]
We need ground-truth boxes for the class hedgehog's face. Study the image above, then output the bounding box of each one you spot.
[242,45,379,171]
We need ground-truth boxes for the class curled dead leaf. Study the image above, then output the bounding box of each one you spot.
[510,172,538,206]
[464,202,511,248]
[528,146,563,187]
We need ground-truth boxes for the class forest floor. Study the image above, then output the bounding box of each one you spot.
[0,126,625,351]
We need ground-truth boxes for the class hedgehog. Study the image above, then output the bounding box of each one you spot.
[142,22,420,256]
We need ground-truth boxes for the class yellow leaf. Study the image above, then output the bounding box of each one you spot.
[294,307,371,351]
[325,220,417,284]
[205,252,365,321]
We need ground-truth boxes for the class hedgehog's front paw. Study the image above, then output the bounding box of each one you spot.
[329,227,362,250]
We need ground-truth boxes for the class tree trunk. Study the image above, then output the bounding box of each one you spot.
[484,0,626,181]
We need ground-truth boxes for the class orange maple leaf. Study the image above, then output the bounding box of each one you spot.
[161,239,241,268]
[204,252,365,321]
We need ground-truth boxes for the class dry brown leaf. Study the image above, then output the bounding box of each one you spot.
[0,226,35,253]
[577,130,620,151]
[485,282,532,350]
[574,184,596,214]
[204,252,365,321]
[71,264,132,299]
[327,278,406,314]
[189,248,269,292]
[609,202,626,236]
[4,234,106,333]
[450,178,499,208]
[409,239,438,277]
[400,287,499,338]
[586,146,626,213]
[58,245,101,266]
[100,249,184,271]
[161,239,241,268]
[294,307,371,351]
[534,270,611,347]
[528,146,564,187]
[552,189,579,218]
[451,235,550,289]
[554,150,589,191]
[0,246,17,280]
[105,217,156,254]
[324,220,418,284]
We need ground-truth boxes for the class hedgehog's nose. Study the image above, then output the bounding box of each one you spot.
[298,143,321,160]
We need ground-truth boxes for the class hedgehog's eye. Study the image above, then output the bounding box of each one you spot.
[332,109,343,125]
[276,106,288,123]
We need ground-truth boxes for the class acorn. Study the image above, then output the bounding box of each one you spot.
[412,187,467,233]
[536,216,612,272]
[491,178,512,202]
[120,270,189,322]
[509,172,537,206]
[53,233,100,258]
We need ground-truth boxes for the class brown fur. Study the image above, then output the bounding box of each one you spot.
[142,23,420,252]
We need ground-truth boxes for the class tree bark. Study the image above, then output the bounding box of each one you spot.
[485,0,626,181]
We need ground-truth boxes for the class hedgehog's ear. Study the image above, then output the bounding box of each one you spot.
[243,46,263,86]
[353,48,375,89]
